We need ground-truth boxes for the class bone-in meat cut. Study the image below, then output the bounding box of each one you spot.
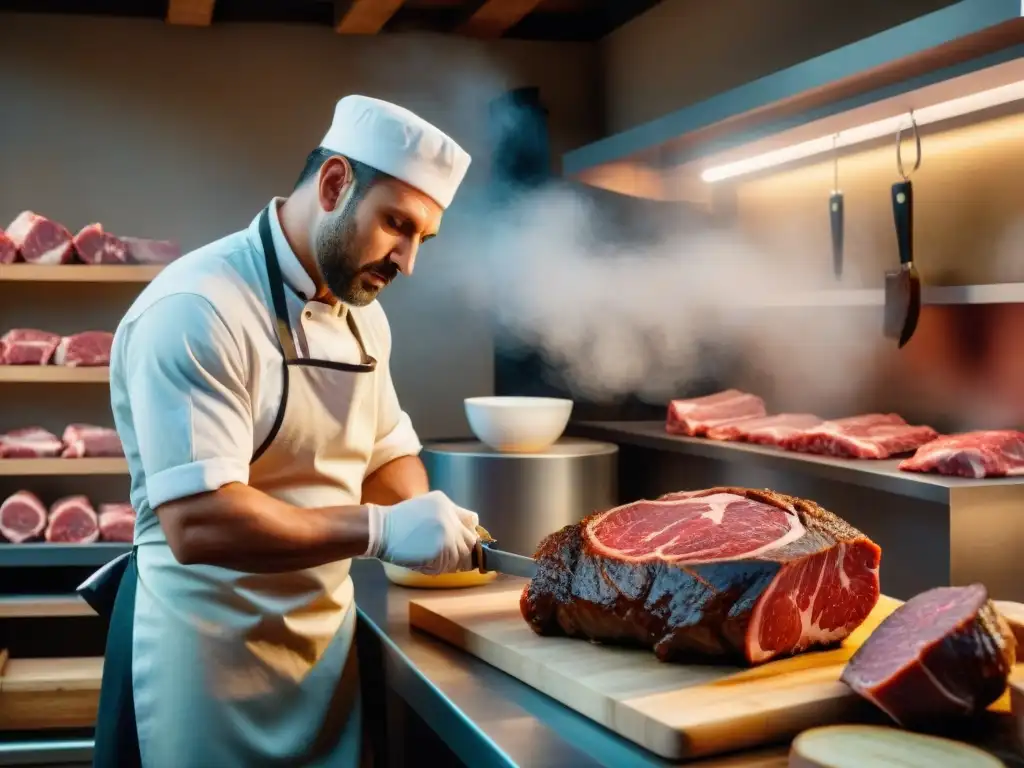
[72,224,130,264]
[666,390,767,437]
[521,487,881,665]
[0,329,62,365]
[0,427,63,458]
[45,495,100,543]
[6,211,74,265]
[0,229,17,264]
[899,430,1024,478]
[0,491,48,543]
[779,413,939,459]
[841,584,1015,727]
[61,424,124,458]
[706,413,824,444]
[54,331,114,367]
[98,503,135,542]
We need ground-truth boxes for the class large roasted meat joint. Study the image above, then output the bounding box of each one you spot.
[520,487,881,665]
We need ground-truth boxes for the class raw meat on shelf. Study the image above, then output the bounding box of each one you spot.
[0,229,17,264]
[666,389,767,437]
[0,427,63,458]
[98,503,135,543]
[61,424,124,458]
[0,328,62,365]
[706,413,824,444]
[73,224,130,264]
[779,413,939,459]
[54,331,114,367]
[123,236,182,265]
[521,486,881,666]
[841,584,1015,727]
[899,430,1024,478]
[0,490,48,543]
[45,495,100,544]
[6,211,74,264]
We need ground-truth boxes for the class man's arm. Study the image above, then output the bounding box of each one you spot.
[159,483,371,573]
[361,455,429,506]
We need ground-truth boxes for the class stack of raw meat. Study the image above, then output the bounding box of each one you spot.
[0,491,134,544]
[665,390,939,460]
[0,329,113,366]
[0,211,181,265]
[899,430,1024,478]
[0,425,123,459]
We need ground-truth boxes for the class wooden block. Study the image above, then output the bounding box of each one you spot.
[0,657,103,730]
[788,724,1003,767]
[410,586,908,759]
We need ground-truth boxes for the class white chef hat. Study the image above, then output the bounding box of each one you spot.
[320,95,472,209]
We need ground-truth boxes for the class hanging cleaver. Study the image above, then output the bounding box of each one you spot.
[883,179,921,348]
[472,536,538,579]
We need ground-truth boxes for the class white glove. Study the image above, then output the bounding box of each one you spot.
[364,491,480,575]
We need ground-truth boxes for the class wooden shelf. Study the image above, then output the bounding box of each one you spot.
[0,656,103,730]
[0,264,162,283]
[0,458,127,476]
[0,595,93,619]
[0,367,109,383]
[570,421,1024,503]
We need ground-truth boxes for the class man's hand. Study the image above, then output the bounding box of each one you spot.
[367,490,479,575]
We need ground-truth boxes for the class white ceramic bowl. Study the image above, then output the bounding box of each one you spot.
[464,396,574,453]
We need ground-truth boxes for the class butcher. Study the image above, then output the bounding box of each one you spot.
[80,95,479,767]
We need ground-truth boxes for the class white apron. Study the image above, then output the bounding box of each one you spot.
[129,207,379,767]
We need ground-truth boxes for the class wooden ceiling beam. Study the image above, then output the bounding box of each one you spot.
[166,0,215,26]
[335,0,407,34]
[457,0,545,39]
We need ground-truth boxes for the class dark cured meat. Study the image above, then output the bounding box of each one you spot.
[840,584,1015,728]
[521,487,881,666]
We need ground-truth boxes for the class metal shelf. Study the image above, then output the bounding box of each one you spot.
[0,543,129,568]
[570,421,1024,503]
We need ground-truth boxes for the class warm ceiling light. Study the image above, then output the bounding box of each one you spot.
[700,79,1024,183]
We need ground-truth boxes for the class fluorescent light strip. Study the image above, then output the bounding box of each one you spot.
[701,79,1024,182]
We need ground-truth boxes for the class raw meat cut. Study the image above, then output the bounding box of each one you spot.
[841,584,1015,727]
[72,224,130,264]
[0,490,47,543]
[6,211,74,265]
[0,229,17,264]
[0,328,62,365]
[45,495,100,543]
[123,237,181,265]
[666,390,767,437]
[706,413,824,444]
[521,487,881,665]
[779,413,939,459]
[99,503,135,542]
[54,331,114,367]
[0,427,63,458]
[898,430,1024,478]
[60,424,124,458]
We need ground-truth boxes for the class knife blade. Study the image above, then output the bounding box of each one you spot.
[472,540,538,579]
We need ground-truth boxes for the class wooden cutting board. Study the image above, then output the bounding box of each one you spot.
[409,586,1019,761]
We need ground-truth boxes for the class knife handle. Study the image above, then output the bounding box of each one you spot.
[891,180,913,267]
[472,539,487,574]
[829,191,844,278]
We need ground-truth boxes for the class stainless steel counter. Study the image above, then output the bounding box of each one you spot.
[350,558,793,768]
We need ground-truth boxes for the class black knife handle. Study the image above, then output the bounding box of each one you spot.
[830,191,844,278]
[891,180,913,267]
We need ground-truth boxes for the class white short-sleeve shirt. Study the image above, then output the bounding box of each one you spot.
[110,199,421,544]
